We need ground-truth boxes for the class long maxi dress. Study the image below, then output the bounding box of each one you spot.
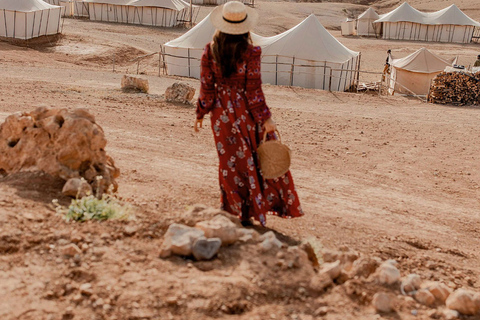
[196,43,304,226]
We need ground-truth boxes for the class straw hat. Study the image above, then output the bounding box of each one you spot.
[210,1,258,35]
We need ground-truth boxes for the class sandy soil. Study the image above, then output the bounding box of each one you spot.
[1,1,480,319]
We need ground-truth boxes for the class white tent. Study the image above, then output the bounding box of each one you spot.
[258,14,360,91]
[356,7,380,37]
[191,0,253,6]
[387,48,456,95]
[42,0,88,17]
[84,0,132,23]
[375,2,480,43]
[164,14,360,91]
[129,0,197,27]
[0,0,64,40]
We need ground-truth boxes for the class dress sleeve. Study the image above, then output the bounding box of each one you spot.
[196,44,216,120]
[245,46,271,124]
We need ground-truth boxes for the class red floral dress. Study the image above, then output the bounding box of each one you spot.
[196,43,304,226]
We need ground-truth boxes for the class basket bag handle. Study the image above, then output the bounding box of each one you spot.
[263,130,281,144]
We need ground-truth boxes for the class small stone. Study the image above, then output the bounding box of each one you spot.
[159,223,205,258]
[446,289,479,315]
[236,228,259,242]
[300,242,319,268]
[309,273,333,292]
[375,261,400,285]
[196,215,239,245]
[372,292,393,313]
[320,260,342,280]
[166,296,178,305]
[164,82,195,104]
[121,75,149,93]
[62,178,92,198]
[415,289,435,306]
[428,282,452,303]
[79,283,93,296]
[314,306,328,316]
[192,237,222,260]
[402,274,422,294]
[443,309,459,320]
[72,293,83,303]
[258,231,283,252]
[349,256,379,279]
[124,225,138,237]
[60,244,82,257]
[427,309,441,319]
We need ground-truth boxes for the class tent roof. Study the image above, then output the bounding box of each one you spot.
[375,2,480,26]
[0,0,59,12]
[165,13,263,49]
[258,14,358,63]
[358,7,379,20]
[83,0,133,4]
[130,0,191,10]
[375,2,425,24]
[391,47,455,73]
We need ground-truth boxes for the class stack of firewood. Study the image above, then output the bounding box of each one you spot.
[428,71,480,106]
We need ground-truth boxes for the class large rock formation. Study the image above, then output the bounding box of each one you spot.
[165,82,195,104]
[0,107,119,196]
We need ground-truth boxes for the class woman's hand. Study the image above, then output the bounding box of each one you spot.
[194,118,203,132]
[263,117,277,133]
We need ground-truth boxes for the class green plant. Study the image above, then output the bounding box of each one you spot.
[54,194,132,222]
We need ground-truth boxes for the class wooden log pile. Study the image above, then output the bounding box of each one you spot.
[428,71,480,106]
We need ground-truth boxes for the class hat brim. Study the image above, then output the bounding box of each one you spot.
[210,5,258,35]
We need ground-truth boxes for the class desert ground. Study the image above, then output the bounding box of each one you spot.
[1,0,480,319]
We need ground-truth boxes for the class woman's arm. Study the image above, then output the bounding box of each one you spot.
[196,44,216,121]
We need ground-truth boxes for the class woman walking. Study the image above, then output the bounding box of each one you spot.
[194,1,303,226]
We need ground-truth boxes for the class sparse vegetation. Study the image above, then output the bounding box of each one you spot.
[54,194,132,222]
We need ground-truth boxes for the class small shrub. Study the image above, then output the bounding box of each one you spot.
[54,194,132,222]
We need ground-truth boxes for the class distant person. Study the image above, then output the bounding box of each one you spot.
[194,1,304,226]
[474,55,480,67]
[383,49,392,74]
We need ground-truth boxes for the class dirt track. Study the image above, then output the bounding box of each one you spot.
[1,3,480,319]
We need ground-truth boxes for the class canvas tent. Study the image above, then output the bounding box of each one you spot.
[356,7,380,36]
[257,14,360,91]
[375,2,480,43]
[128,0,197,27]
[0,0,63,40]
[387,47,456,95]
[43,0,88,17]
[164,14,360,91]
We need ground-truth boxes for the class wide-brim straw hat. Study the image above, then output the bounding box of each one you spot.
[210,1,258,35]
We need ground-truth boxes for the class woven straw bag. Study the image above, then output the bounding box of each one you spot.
[257,130,291,179]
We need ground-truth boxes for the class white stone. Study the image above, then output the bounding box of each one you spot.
[375,261,400,285]
[320,260,342,280]
[121,75,149,93]
[60,243,82,257]
[195,215,239,245]
[443,309,459,320]
[372,292,393,313]
[236,228,260,242]
[309,273,332,292]
[159,223,205,258]
[259,231,283,252]
[62,178,93,198]
[80,283,93,296]
[401,274,422,294]
[446,289,479,315]
[349,256,379,278]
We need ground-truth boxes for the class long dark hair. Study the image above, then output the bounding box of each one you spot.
[211,30,252,78]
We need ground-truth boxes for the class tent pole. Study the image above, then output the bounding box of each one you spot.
[13,11,15,38]
[356,53,361,93]
[290,56,295,87]
[190,0,193,27]
[275,55,278,85]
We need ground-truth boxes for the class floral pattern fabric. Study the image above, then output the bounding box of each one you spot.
[196,43,304,226]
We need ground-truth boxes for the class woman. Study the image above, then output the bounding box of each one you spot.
[194,1,303,226]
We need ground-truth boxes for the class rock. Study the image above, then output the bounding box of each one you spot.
[428,282,452,303]
[121,75,149,93]
[372,292,393,313]
[62,178,92,198]
[349,256,379,279]
[320,260,342,280]
[309,273,333,292]
[446,289,479,315]
[314,306,328,316]
[195,215,239,245]
[192,237,222,260]
[415,289,435,306]
[259,231,283,252]
[375,261,400,285]
[236,228,259,242]
[300,242,319,268]
[165,82,195,104]
[159,223,205,258]
[336,270,350,284]
[402,274,422,294]
[80,283,93,296]
[123,225,138,237]
[284,246,310,269]
[0,107,119,196]
[427,309,442,319]
[443,309,459,320]
[60,244,82,257]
